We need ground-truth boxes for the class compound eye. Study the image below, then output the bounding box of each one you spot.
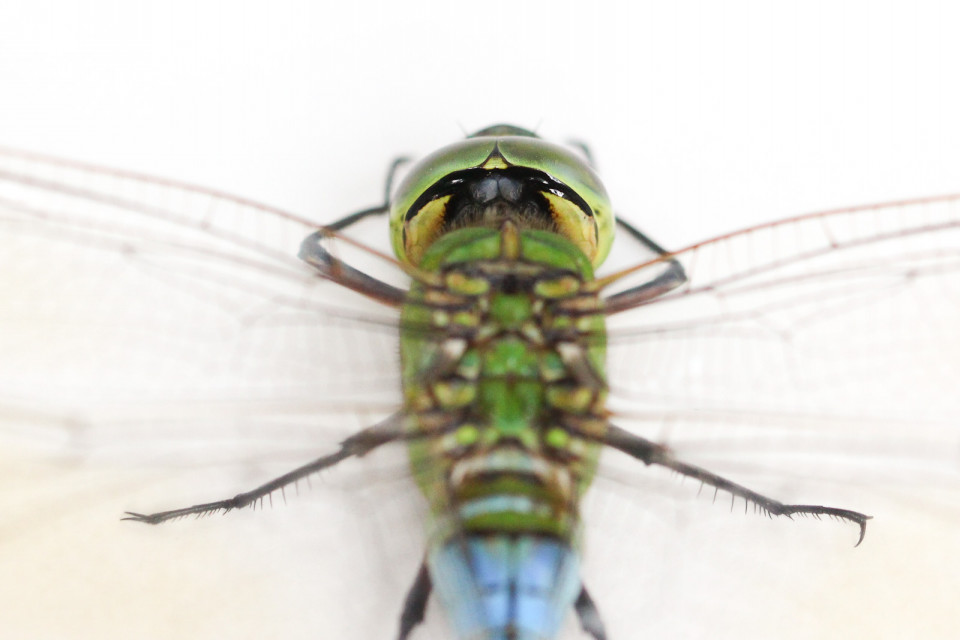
[497,137,614,267]
[389,138,496,265]
[389,132,615,268]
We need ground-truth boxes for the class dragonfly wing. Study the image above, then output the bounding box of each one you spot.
[0,149,430,640]
[590,196,960,639]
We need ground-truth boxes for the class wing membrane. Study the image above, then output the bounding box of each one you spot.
[1,148,958,640]
[0,148,403,464]
[605,195,960,475]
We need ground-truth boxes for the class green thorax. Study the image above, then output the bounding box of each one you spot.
[400,224,608,546]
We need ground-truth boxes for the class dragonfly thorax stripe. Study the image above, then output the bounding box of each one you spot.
[401,224,608,551]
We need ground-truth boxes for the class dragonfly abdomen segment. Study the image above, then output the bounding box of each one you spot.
[428,534,583,640]
[401,223,609,639]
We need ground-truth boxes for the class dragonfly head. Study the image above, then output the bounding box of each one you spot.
[390,128,615,268]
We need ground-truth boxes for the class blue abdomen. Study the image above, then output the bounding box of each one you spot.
[428,535,582,640]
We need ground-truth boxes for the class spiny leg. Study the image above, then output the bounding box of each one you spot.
[602,218,687,314]
[557,135,681,315]
[124,413,405,524]
[326,156,409,231]
[574,585,607,640]
[314,155,408,233]
[299,231,407,305]
[397,563,432,640]
[601,424,871,545]
[299,157,411,306]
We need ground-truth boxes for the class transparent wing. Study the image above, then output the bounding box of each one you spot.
[606,194,960,466]
[2,147,959,640]
[0,147,403,444]
[589,195,960,639]
[0,148,427,640]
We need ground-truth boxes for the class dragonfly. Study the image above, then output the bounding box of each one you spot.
[1,126,958,640]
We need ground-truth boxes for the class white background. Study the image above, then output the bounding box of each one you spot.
[3,1,959,246]
[1,2,959,639]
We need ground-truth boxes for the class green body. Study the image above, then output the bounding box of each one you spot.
[386,125,620,638]
[400,225,608,548]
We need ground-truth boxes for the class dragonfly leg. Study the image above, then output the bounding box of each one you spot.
[601,424,871,546]
[323,156,410,231]
[574,585,607,640]
[123,413,406,525]
[298,157,412,306]
[602,218,687,315]
[397,562,432,640]
[299,230,407,306]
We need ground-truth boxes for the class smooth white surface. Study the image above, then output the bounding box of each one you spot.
[1,2,959,639]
